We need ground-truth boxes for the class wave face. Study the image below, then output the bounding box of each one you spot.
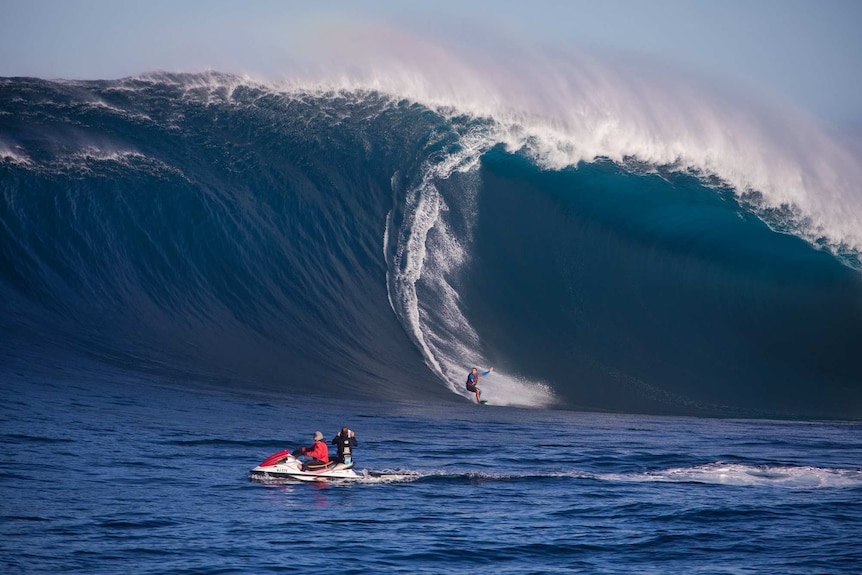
[1,74,861,417]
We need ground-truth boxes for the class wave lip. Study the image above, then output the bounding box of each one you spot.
[284,31,862,257]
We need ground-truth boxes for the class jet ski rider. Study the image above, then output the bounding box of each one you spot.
[296,431,330,469]
[332,427,357,464]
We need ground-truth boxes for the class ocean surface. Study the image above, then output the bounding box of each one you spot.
[2,372,861,574]
[1,71,861,573]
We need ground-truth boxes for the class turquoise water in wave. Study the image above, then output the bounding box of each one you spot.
[2,373,860,574]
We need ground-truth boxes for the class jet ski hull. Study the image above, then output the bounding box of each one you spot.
[249,451,358,482]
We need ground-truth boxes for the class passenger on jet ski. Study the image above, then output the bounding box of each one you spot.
[296,431,330,469]
[332,427,357,464]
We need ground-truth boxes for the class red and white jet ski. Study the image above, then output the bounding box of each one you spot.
[249,449,359,482]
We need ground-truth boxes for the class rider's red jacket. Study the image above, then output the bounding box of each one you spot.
[304,440,329,462]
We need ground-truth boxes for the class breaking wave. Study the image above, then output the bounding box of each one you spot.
[1,69,861,417]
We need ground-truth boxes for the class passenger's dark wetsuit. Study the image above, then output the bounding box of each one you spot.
[332,429,358,464]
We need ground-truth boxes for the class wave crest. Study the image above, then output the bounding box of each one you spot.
[272,31,862,255]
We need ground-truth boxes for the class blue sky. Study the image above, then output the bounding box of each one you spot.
[1,0,861,124]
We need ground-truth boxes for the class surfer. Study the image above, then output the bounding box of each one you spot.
[296,431,330,469]
[466,367,493,403]
[332,427,357,464]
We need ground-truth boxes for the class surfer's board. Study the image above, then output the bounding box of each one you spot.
[479,400,488,405]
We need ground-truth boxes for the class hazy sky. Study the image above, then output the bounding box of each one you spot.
[1,0,861,124]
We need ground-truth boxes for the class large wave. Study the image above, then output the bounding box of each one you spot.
[1,68,860,418]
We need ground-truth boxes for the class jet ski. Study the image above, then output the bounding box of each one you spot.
[249,449,359,482]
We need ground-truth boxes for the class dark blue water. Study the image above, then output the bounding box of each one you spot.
[2,372,861,574]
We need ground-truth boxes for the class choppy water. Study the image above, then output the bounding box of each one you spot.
[2,372,860,574]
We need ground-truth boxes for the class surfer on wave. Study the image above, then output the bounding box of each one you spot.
[466,367,493,403]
